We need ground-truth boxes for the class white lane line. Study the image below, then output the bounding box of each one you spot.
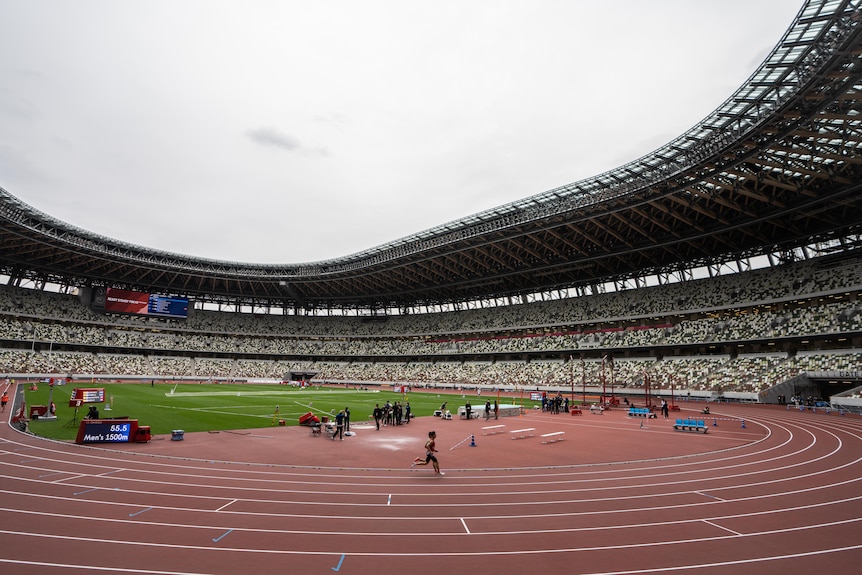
[460,517,471,534]
[215,499,238,512]
[0,558,215,575]
[0,526,860,558]
[702,519,741,536]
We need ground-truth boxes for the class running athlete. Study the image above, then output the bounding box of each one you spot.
[412,430,444,475]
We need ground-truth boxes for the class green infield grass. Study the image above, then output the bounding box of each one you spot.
[21,382,540,441]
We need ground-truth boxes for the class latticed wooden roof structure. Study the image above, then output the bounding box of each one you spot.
[2,0,861,312]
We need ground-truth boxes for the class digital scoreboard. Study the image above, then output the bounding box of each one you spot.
[75,419,142,444]
[81,421,132,443]
[147,294,189,318]
[72,388,105,403]
[101,287,189,318]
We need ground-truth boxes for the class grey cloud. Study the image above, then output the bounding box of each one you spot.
[247,128,301,151]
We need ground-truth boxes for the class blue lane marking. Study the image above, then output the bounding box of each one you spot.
[212,529,233,543]
[332,554,346,572]
[129,507,153,517]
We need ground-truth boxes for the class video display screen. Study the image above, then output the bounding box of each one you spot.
[104,287,148,314]
[104,288,189,318]
[78,420,133,444]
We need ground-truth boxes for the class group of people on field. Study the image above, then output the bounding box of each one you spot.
[541,393,568,414]
[371,400,411,429]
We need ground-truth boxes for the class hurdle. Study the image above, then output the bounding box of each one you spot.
[540,431,566,443]
[510,428,535,440]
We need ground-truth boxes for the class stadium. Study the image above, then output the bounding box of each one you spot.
[2,1,862,573]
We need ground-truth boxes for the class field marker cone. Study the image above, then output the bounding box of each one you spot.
[741,419,746,429]
[470,434,476,447]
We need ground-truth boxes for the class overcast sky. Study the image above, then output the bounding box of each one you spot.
[1,0,802,264]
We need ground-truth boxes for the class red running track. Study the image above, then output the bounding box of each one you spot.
[1,398,861,575]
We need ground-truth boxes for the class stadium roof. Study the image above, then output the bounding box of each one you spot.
[2,0,862,312]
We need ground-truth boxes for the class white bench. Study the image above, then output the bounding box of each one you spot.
[510,428,535,439]
[541,431,566,443]
[482,424,505,435]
